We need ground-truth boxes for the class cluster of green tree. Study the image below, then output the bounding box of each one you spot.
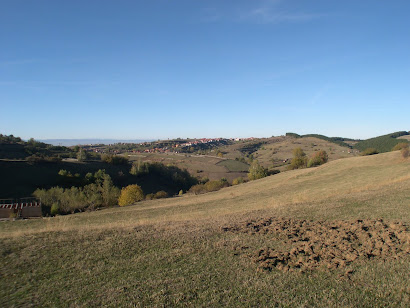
[353,131,409,153]
[188,178,229,195]
[128,162,198,196]
[288,148,329,170]
[0,134,73,160]
[34,170,119,215]
[0,134,23,144]
[286,133,353,148]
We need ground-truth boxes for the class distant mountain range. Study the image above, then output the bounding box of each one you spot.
[39,139,154,146]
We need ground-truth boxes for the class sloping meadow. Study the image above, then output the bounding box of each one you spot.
[1,151,409,307]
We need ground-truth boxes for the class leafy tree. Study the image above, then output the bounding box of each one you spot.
[118,184,144,206]
[288,148,307,170]
[248,160,267,181]
[77,148,88,161]
[130,159,149,175]
[101,173,120,206]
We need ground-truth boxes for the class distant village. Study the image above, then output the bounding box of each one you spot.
[81,137,256,155]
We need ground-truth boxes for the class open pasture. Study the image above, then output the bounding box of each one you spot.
[1,152,409,307]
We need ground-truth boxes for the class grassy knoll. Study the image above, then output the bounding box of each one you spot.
[1,152,409,307]
[253,136,359,171]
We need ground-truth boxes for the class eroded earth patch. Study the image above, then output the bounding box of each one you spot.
[223,218,409,274]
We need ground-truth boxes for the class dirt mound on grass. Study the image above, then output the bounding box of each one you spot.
[223,218,409,273]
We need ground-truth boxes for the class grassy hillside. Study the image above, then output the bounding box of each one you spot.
[286,132,355,148]
[354,131,409,153]
[1,152,409,307]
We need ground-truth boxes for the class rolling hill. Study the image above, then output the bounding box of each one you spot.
[1,151,409,307]
[353,131,409,153]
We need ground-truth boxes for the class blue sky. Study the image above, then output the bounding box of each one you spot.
[1,0,409,140]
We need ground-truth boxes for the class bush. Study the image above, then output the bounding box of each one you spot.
[204,180,229,192]
[145,193,155,200]
[189,184,206,195]
[307,150,329,168]
[232,177,245,185]
[118,184,144,206]
[189,179,229,195]
[154,190,168,199]
[101,154,129,165]
[361,148,379,156]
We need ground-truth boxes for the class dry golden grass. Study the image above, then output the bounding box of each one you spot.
[2,151,408,238]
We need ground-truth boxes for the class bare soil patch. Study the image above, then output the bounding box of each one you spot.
[223,218,409,274]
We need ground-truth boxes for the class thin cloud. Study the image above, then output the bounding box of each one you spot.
[242,5,325,24]
[200,1,325,25]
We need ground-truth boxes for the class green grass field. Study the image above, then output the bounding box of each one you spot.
[216,159,249,172]
[1,152,409,307]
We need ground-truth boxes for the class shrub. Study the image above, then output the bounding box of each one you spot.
[118,184,144,206]
[204,180,229,192]
[189,184,206,195]
[145,193,155,200]
[189,179,229,195]
[361,148,379,156]
[101,154,129,165]
[307,150,329,168]
[154,190,168,199]
[232,177,245,185]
